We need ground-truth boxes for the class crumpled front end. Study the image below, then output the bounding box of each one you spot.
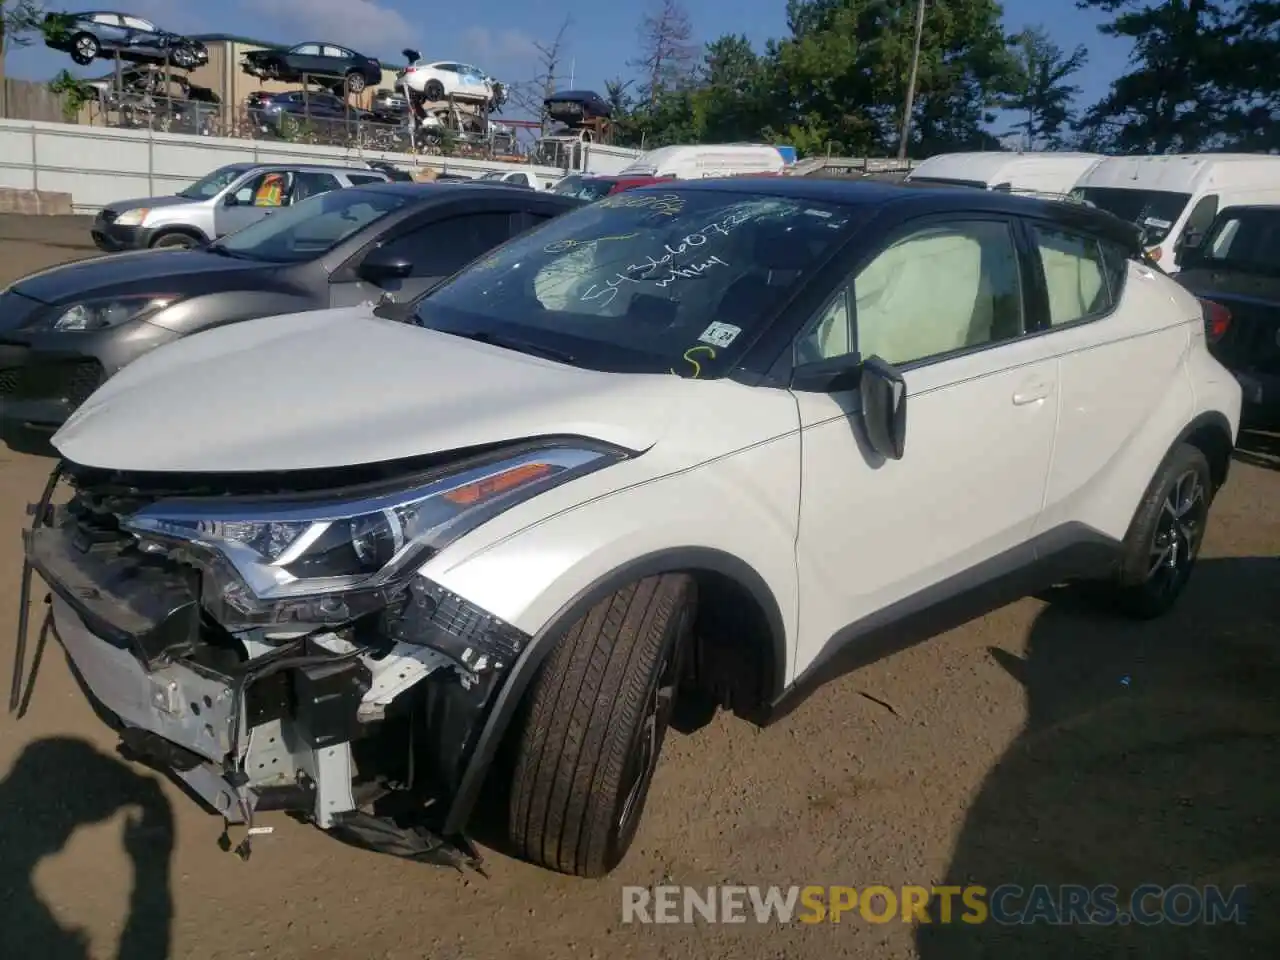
[18,444,624,865]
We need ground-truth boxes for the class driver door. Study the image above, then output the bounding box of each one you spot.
[214,171,292,237]
[789,214,1059,676]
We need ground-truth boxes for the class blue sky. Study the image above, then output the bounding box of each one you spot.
[7,0,1132,119]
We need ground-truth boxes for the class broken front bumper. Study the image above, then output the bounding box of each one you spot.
[18,489,527,867]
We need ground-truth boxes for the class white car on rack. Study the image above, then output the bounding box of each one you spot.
[22,178,1242,880]
[397,59,505,107]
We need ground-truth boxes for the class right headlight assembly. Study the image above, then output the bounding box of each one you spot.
[121,442,629,631]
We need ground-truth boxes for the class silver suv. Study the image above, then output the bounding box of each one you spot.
[90,161,392,251]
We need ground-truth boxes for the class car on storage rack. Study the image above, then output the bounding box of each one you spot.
[245,89,376,139]
[1174,204,1280,420]
[20,178,1241,879]
[43,10,209,68]
[397,58,506,109]
[0,183,584,451]
[89,161,388,252]
[240,41,382,94]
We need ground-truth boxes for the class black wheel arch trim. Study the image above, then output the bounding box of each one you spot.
[1172,409,1236,491]
[149,224,210,246]
[440,546,786,836]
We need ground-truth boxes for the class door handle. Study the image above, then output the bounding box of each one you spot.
[1012,379,1052,405]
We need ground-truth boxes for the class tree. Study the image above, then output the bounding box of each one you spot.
[767,0,1015,157]
[1000,26,1088,149]
[1073,0,1248,153]
[690,34,771,142]
[507,15,572,134]
[629,0,698,107]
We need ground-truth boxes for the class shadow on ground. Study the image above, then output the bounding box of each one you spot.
[1234,428,1280,472]
[917,556,1280,958]
[0,736,175,960]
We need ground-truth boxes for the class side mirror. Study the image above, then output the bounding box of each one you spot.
[1175,234,1204,269]
[859,355,907,460]
[359,246,412,282]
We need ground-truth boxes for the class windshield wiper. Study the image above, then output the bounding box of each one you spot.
[447,329,577,365]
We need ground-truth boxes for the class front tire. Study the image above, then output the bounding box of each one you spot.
[345,70,366,94]
[508,573,695,877]
[150,231,198,249]
[1107,442,1212,619]
[70,32,100,65]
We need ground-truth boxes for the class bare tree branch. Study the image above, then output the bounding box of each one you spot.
[506,15,572,133]
[628,0,697,107]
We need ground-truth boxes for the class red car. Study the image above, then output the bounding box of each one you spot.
[551,174,674,200]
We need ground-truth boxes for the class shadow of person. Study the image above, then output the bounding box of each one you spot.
[917,557,1280,958]
[0,736,175,960]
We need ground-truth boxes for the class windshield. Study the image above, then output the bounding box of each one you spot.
[178,164,251,200]
[413,188,858,377]
[213,188,409,263]
[553,178,616,201]
[1200,208,1280,275]
[1071,187,1192,245]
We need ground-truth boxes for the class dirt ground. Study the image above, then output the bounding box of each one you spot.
[0,217,1277,959]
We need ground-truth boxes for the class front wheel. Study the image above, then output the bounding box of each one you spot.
[507,573,695,877]
[345,70,366,94]
[70,32,100,65]
[1107,442,1213,619]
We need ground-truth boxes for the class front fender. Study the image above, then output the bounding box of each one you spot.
[431,438,801,837]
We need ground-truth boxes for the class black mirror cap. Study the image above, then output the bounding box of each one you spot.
[360,253,413,281]
[859,355,907,460]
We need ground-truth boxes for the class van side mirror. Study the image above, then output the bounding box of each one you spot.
[859,355,907,460]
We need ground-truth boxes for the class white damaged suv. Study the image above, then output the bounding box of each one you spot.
[18,179,1241,876]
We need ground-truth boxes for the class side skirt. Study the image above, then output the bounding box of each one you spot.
[752,522,1123,726]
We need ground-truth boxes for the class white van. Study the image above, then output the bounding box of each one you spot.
[905,151,1104,196]
[619,143,789,180]
[1070,153,1280,272]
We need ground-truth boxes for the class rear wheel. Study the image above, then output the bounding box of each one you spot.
[507,573,694,878]
[70,32,100,65]
[1106,443,1212,618]
[424,80,445,101]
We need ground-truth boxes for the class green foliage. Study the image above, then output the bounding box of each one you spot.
[600,0,1279,158]
[46,67,91,121]
[999,25,1088,149]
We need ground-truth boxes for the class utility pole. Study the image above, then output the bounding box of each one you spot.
[897,0,927,160]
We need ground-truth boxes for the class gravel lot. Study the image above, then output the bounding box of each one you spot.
[0,215,1276,959]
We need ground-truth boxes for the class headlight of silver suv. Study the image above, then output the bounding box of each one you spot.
[41,295,178,332]
[122,443,628,630]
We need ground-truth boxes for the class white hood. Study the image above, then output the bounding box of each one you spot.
[53,308,696,473]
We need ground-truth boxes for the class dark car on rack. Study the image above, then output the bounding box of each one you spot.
[1175,204,1280,422]
[0,183,584,452]
[241,41,383,94]
[246,89,380,139]
[43,10,208,68]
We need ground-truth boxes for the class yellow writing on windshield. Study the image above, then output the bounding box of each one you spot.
[597,193,684,216]
[544,232,639,254]
[670,345,716,379]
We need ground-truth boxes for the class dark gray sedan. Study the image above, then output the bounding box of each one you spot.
[0,183,583,451]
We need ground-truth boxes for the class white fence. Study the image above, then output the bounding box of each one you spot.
[0,118,562,213]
